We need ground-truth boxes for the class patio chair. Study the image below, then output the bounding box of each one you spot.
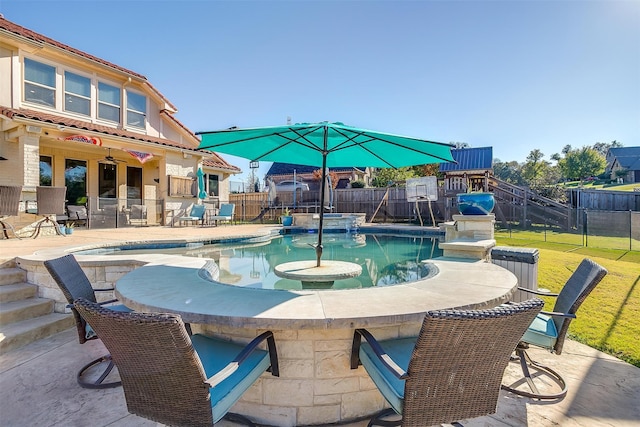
[128,204,147,226]
[31,186,68,238]
[350,298,544,427]
[73,297,280,427]
[66,205,88,227]
[0,185,22,239]
[178,203,206,226]
[502,258,608,400]
[210,203,235,226]
[44,254,132,389]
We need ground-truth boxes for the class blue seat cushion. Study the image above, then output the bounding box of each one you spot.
[522,313,558,350]
[84,304,132,340]
[191,334,270,423]
[359,337,416,415]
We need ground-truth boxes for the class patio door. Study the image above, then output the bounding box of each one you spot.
[126,166,142,207]
[98,163,117,208]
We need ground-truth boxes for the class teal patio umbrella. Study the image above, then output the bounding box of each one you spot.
[197,168,206,199]
[197,122,455,266]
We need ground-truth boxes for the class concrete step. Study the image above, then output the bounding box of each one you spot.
[0,312,74,353]
[0,268,27,286]
[0,283,37,303]
[0,297,55,324]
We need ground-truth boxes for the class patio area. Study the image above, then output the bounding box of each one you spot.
[1,225,639,426]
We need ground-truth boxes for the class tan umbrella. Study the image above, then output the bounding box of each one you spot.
[268,178,277,207]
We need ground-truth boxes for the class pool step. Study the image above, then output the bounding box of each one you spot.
[0,265,73,353]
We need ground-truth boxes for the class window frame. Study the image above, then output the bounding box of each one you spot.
[39,155,53,186]
[126,90,147,130]
[23,58,56,108]
[207,173,220,197]
[97,81,122,124]
[63,70,91,116]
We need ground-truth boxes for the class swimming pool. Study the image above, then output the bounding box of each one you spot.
[87,232,442,290]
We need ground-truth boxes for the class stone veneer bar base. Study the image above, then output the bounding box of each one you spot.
[195,323,417,426]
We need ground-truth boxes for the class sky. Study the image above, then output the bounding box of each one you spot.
[1,0,638,184]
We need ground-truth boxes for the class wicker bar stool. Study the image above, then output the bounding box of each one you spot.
[351,299,544,427]
[74,297,279,427]
[44,254,131,389]
[502,258,607,400]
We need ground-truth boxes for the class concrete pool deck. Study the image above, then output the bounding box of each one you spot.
[1,225,639,426]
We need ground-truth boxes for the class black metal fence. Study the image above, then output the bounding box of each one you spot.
[231,188,640,251]
[494,205,640,252]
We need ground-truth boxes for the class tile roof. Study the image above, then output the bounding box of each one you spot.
[202,156,241,172]
[266,162,364,176]
[0,16,238,172]
[0,16,177,111]
[1,107,239,172]
[439,147,493,172]
[608,147,640,169]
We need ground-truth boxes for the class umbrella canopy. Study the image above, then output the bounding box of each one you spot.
[197,122,455,266]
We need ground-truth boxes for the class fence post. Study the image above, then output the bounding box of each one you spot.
[523,187,528,229]
[630,210,633,252]
[583,209,588,247]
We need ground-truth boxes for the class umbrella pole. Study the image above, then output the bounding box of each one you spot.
[316,140,328,267]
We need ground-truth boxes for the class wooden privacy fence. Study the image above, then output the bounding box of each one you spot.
[568,189,640,211]
[230,188,453,225]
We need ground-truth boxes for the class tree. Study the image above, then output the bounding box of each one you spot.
[593,140,623,157]
[492,159,524,185]
[452,141,470,149]
[312,169,339,188]
[521,149,550,188]
[556,146,606,182]
[411,163,441,177]
[371,167,417,187]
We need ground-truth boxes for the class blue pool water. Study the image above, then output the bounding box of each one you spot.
[86,233,442,290]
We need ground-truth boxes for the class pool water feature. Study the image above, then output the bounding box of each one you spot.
[100,233,442,290]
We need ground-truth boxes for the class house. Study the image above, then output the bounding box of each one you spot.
[265,162,371,189]
[439,147,493,194]
[0,16,239,229]
[605,147,640,183]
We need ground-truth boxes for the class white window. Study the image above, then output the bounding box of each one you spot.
[64,71,91,116]
[126,91,146,129]
[24,58,56,107]
[98,82,121,123]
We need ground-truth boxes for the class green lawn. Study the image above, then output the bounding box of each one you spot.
[560,180,640,191]
[495,234,640,367]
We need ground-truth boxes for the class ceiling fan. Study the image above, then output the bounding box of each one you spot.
[101,148,125,165]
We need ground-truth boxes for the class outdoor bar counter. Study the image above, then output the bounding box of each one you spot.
[116,255,517,426]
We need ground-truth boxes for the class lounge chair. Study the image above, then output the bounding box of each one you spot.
[210,203,235,226]
[351,299,544,426]
[73,297,279,426]
[44,254,131,389]
[0,185,22,239]
[178,204,206,226]
[502,258,608,399]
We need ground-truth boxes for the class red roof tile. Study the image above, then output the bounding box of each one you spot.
[0,107,239,172]
[0,16,177,111]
